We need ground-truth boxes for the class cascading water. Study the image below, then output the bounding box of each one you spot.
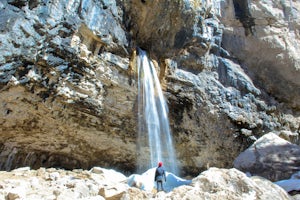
[137,49,178,175]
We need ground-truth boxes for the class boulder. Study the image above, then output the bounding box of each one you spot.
[98,183,127,200]
[164,168,290,200]
[234,132,300,181]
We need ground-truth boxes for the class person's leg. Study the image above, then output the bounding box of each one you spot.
[161,181,164,191]
[156,181,160,191]
[158,181,163,191]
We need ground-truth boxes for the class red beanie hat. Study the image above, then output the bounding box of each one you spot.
[158,162,163,167]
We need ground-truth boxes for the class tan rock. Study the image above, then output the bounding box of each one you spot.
[165,168,291,200]
[98,184,127,200]
[0,166,294,200]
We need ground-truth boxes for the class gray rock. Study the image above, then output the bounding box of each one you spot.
[221,0,300,108]
[234,132,300,181]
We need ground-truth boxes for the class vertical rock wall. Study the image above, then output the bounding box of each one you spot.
[221,0,300,109]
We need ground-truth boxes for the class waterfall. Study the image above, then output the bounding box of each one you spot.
[288,0,295,30]
[287,0,298,49]
[213,0,221,16]
[137,49,178,175]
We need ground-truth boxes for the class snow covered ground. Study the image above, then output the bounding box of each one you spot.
[127,168,192,192]
[128,167,300,194]
[275,171,300,192]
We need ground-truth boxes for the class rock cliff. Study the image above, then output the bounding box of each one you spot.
[0,0,299,178]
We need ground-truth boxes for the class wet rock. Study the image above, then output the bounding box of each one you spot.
[122,0,196,56]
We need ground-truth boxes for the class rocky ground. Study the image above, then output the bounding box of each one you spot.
[0,166,294,200]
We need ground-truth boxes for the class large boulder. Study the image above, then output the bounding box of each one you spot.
[163,168,291,200]
[234,132,300,181]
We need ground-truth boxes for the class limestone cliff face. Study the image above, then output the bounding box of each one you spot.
[0,0,136,172]
[0,0,299,177]
[221,0,300,108]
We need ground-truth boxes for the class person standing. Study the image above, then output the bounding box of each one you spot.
[154,161,166,192]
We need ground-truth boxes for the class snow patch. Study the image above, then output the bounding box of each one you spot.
[127,168,192,192]
[275,171,300,192]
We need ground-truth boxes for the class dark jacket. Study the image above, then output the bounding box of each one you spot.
[154,166,166,182]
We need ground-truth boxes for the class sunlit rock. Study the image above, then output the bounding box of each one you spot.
[234,132,300,181]
[164,168,290,200]
[0,166,293,199]
[221,0,300,108]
